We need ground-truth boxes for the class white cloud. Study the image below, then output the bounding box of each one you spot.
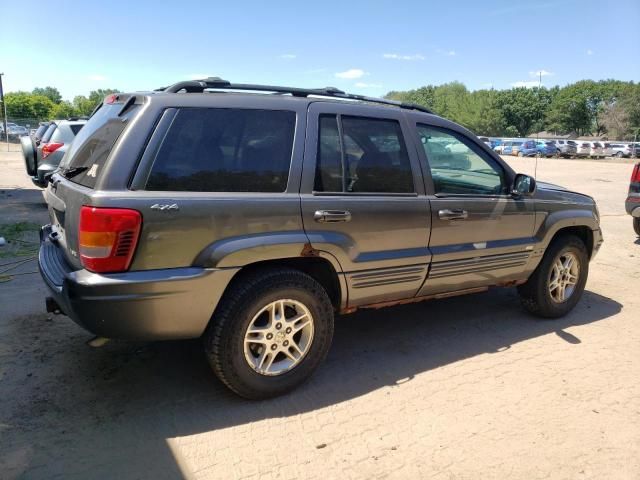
[586,49,594,55]
[511,80,541,88]
[87,74,106,81]
[355,82,382,88]
[335,68,366,79]
[436,49,456,56]
[446,50,456,56]
[529,69,553,77]
[382,53,425,61]
[279,54,297,59]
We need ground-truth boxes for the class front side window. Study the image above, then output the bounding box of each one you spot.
[147,108,296,192]
[417,124,506,195]
[314,115,414,193]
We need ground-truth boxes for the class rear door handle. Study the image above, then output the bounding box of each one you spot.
[438,209,468,220]
[314,210,352,223]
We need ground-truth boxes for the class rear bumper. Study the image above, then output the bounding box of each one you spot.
[38,226,239,340]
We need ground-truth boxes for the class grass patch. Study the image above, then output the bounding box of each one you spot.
[0,222,40,258]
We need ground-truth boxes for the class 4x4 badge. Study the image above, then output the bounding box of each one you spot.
[150,203,179,211]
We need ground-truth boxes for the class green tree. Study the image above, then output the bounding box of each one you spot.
[32,86,62,104]
[4,92,55,121]
[497,87,550,137]
[51,101,78,119]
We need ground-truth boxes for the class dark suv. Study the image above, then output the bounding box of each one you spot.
[38,78,603,399]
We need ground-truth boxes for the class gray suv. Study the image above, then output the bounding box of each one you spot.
[22,118,87,187]
[38,78,603,399]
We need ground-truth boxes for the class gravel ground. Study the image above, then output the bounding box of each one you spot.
[0,150,638,479]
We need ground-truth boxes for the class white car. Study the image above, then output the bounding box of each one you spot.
[601,142,613,157]
[609,143,633,158]
[589,142,604,158]
[575,142,591,157]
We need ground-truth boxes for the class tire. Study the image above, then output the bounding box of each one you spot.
[518,234,589,318]
[616,151,623,158]
[203,267,334,399]
[517,151,523,157]
[634,217,640,236]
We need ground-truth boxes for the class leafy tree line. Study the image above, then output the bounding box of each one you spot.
[385,80,640,140]
[1,86,120,123]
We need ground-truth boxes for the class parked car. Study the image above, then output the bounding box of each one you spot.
[497,140,523,155]
[38,80,603,399]
[575,142,591,157]
[540,141,559,157]
[22,118,86,187]
[518,140,538,157]
[552,139,578,158]
[478,136,492,148]
[601,142,613,157]
[1,122,29,141]
[589,142,604,158]
[610,143,633,158]
[633,144,640,158]
[626,162,640,235]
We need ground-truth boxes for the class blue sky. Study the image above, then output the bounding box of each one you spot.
[1,0,638,100]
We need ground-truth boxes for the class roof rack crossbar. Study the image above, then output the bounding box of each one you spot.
[159,77,433,114]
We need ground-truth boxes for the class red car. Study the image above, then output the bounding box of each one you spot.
[626,162,640,235]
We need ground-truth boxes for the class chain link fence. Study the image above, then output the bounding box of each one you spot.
[0,116,44,152]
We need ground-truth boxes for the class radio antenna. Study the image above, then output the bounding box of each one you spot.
[534,70,542,181]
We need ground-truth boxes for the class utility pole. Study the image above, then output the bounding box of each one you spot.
[0,73,8,151]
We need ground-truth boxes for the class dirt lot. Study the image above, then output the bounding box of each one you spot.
[1,149,639,479]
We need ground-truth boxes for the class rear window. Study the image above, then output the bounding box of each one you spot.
[34,124,49,139]
[50,123,83,144]
[567,141,576,146]
[41,124,57,142]
[59,104,134,188]
[146,108,296,193]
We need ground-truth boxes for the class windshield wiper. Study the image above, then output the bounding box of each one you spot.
[61,166,89,179]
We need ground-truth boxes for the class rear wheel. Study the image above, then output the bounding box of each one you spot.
[203,268,334,399]
[517,151,523,157]
[616,151,623,158]
[518,235,589,318]
[634,217,640,236]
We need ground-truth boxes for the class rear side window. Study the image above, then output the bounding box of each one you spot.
[146,108,296,193]
[59,104,134,188]
[314,115,414,193]
[70,124,84,135]
[34,124,49,139]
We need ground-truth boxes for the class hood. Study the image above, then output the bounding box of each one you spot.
[535,180,594,204]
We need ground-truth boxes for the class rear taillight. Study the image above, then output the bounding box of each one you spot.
[41,142,64,159]
[79,206,142,273]
[631,164,640,183]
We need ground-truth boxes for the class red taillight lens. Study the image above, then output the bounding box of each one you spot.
[104,94,119,104]
[42,142,64,159]
[79,206,142,273]
[631,164,640,183]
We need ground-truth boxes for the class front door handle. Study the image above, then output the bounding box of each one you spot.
[314,210,352,223]
[438,209,468,220]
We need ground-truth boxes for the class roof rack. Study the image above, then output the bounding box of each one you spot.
[157,77,434,115]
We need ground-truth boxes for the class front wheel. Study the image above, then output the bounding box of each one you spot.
[203,268,334,399]
[518,235,589,318]
[517,151,523,157]
[634,217,640,236]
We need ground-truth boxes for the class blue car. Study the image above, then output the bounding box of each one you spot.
[517,140,538,157]
[537,141,558,157]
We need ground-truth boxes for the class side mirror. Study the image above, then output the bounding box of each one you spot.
[512,173,536,197]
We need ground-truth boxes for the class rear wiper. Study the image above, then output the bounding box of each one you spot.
[61,166,89,179]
